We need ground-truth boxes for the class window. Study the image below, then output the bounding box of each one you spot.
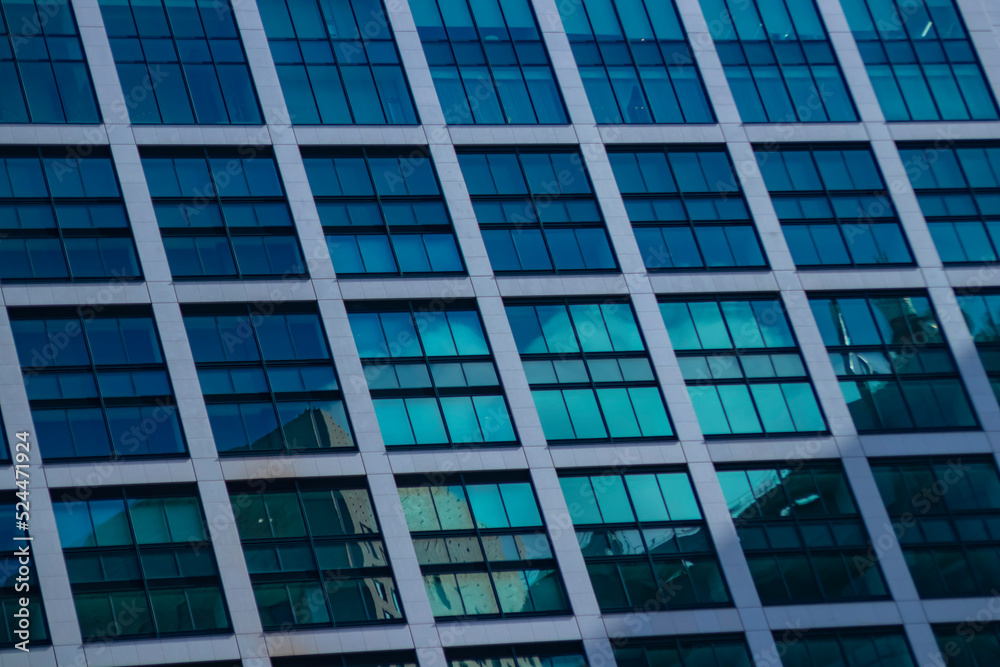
[0,148,141,282]
[607,147,767,271]
[229,479,403,630]
[448,643,588,666]
[809,293,977,432]
[257,0,417,124]
[557,0,712,124]
[347,300,515,448]
[397,473,570,619]
[142,148,306,280]
[872,457,1000,598]
[407,0,568,124]
[301,149,464,276]
[699,0,856,123]
[0,0,100,122]
[717,463,889,604]
[559,469,729,612]
[935,622,1000,666]
[52,486,231,641]
[659,296,826,436]
[98,0,262,124]
[956,291,1000,402]
[613,635,753,667]
[506,300,673,443]
[11,306,187,461]
[777,629,916,667]
[458,149,618,273]
[754,146,913,267]
[272,653,418,667]
[899,143,1000,264]
[841,0,998,121]
[183,302,354,455]
[0,502,48,648]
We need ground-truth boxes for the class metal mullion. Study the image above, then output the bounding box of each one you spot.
[6,34,38,122]
[281,482,336,621]
[117,487,158,635]
[458,472,512,617]
[135,5,199,124]
[358,150,406,270]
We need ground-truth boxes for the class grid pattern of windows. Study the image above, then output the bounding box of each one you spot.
[142,148,306,280]
[407,0,567,124]
[777,629,916,667]
[347,300,515,448]
[1,502,48,648]
[957,291,1000,402]
[447,643,587,666]
[302,149,464,276]
[52,486,230,641]
[229,479,403,631]
[613,635,753,667]
[559,470,729,612]
[272,655,418,667]
[755,146,913,267]
[11,306,187,461]
[935,622,1000,666]
[717,463,889,604]
[872,457,1000,599]
[257,0,417,125]
[700,0,856,123]
[507,300,673,443]
[0,148,140,282]
[899,143,1000,264]
[0,0,100,122]
[184,303,354,455]
[458,149,617,273]
[810,293,977,432]
[607,147,766,271]
[98,0,262,124]
[397,473,569,619]
[842,0,998,121]
[660,296,826,436]
[557,0,712,124]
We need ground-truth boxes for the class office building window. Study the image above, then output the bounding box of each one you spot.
[935,622,1000,665]
[700,0,856,123]
[272,654,418,667]
[11,306,187,461]
[229,478,403,630]
[899,143,1000,264]
[660,296,826,437]
[142,148,306,280]
[557,0,712,124]
[777,629,915,666]
[184,302,354,455]
[755,146,913,267]
[0,148,141,282]
[841,0,998,121]
[1,503,48,648]
[301,149,464,276]
[257,0,417,124]
[347,300,515,448]
[0,0,100,122]
[447,643,587,666]
[559,469,729,612]
[613,635,753,667]
[810,293,977,432]
[718,463,889,604]
[98,0,262,124]
[52,485,231,641]
[407,0,568,124]
[607,147,766,271]
[872,457,1000,598]
[458,149,618,273]
[397,473,570,619]
[507,299,673,443]
[957,291,1000,402]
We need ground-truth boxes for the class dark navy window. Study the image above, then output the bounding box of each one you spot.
[699,0,856,122]
[755,146,913,267]
[1,501,48,648]
[257,0,417,124]
[506,299,673,443]
[271,654,417,667]
[458,149,617,274]
[810,293,977,432]
[184,303,354,455]
[0,0,100,122]
[842,0,998,121]
[11,306,187,461]
[347,300,515,448]
[407,0,567,124]
[301,149,464,276]
[98,0,262,124]
[0,147,141,282]
[899,143,1000,263]
[957,291,1000,403]
[142,148,306,280]
[557,0,712,124]
[614,635,752,667]
[936,622,1000,665]
[777,629,916,666]
[447,643,588,666]
[608,147,766,270]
